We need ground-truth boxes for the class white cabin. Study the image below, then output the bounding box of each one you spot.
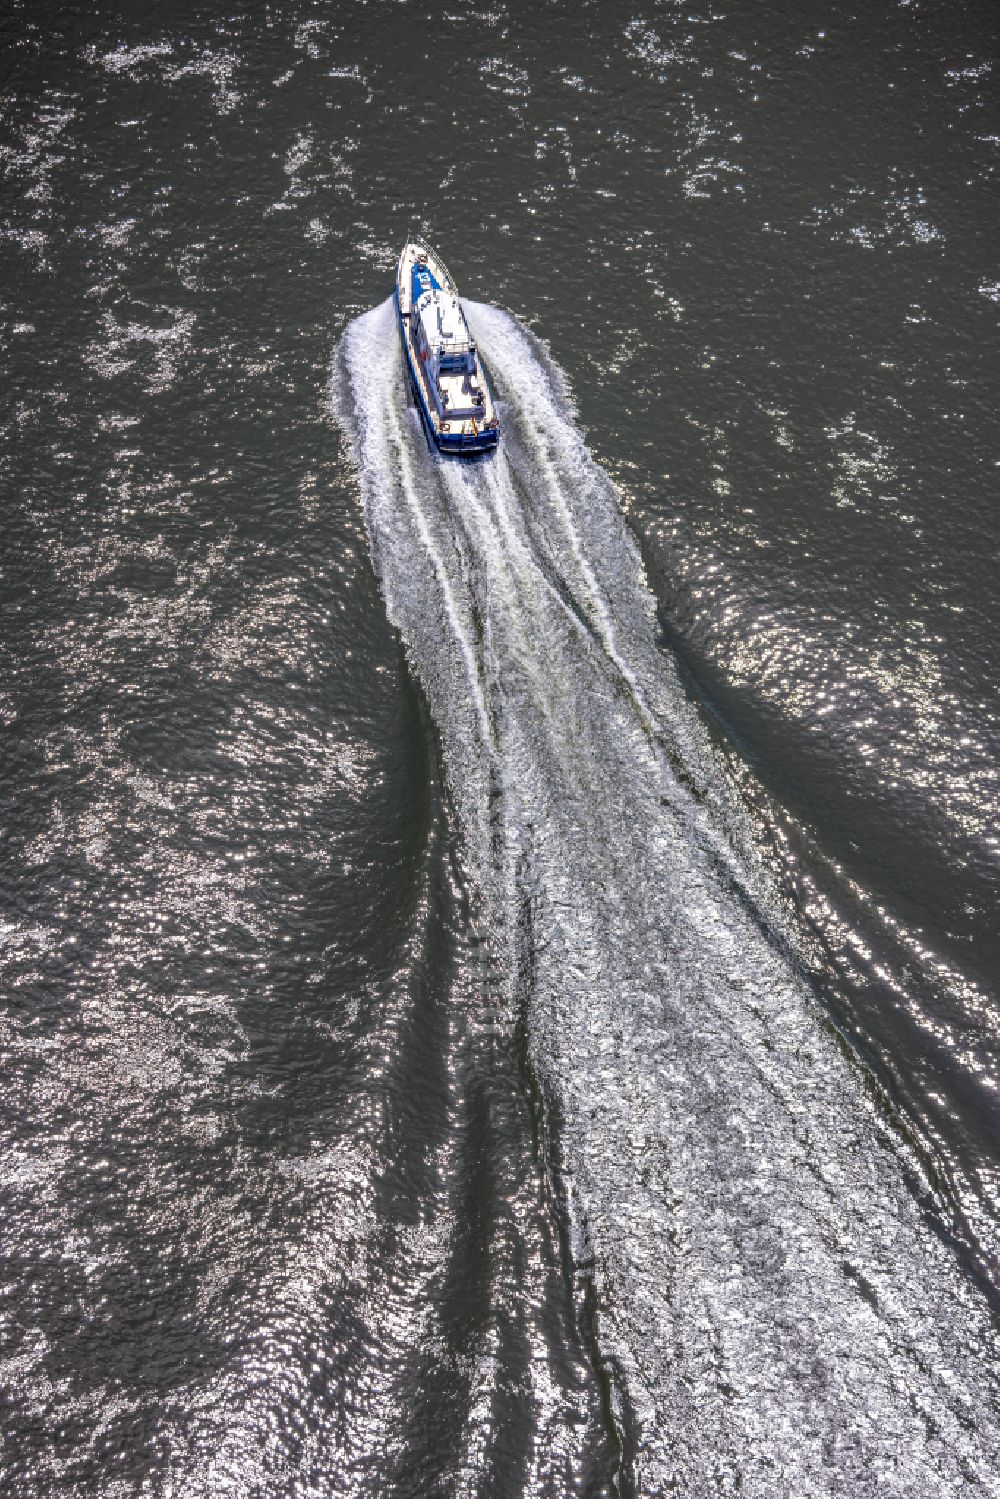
[412,289,487,420]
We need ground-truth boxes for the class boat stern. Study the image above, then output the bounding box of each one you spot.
[435,423,501,455]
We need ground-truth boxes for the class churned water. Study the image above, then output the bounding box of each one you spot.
[334,299,999,1494]
[1,2,998,1495]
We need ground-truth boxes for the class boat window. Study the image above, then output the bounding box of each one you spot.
[439,350,475,374]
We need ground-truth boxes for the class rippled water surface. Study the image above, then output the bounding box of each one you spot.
[2,2,998,1495]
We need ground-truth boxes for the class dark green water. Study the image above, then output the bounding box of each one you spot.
[1,2,998,1494]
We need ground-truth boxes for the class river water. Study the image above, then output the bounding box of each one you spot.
[2,3,998,1496]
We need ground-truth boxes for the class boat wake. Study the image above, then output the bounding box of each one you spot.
[333,297,999,1496]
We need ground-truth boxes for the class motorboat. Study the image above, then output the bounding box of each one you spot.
[395,241,500,455]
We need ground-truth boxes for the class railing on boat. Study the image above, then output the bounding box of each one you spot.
[413,241,458,293]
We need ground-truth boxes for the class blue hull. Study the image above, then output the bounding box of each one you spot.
[395,288,500,456]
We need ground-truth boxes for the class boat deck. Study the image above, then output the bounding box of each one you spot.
[404,316,491,425]
[435,368,487,417]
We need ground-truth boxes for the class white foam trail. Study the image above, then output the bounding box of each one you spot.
[340,300,494,759]
[334,298,1000,1496]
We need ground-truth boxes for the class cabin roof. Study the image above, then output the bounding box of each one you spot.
[415,288,472,352]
